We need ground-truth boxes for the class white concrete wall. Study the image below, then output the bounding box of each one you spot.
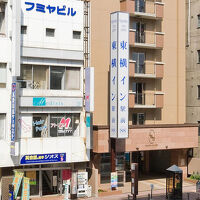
[21,0,84,51]
[0,137,89,167]
[0,0,87,168]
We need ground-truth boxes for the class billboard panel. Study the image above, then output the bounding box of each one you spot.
[110,12,129,139]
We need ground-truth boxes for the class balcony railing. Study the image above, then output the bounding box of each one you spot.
[120,0,164,19]
[129,61,164,78]
[129,92,164,108]
[129,30,164,49]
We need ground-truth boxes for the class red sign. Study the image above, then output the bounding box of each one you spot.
[62,169,72,180]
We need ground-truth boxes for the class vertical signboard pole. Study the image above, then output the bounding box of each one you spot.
[131,163,138,200]
[110,11,129,190]
[10,83,16,156]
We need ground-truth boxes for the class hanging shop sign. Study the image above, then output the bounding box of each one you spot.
[85,67,94,112]
[110,12,129,139]
[26,171,36,185]
[21,177,30,200]
[10,83,16,156]
[12,171,24,199]
[20,97,83,107]
[20,153,66,164]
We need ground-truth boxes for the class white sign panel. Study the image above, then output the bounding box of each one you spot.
[110,12,129,139]
[85,67,94,112]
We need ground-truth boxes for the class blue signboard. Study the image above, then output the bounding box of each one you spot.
[33,97,46,106]
[20,153,66,164]
[11,83,16,156]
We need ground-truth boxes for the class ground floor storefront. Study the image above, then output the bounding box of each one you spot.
[89,149,189,195]
[0,162,89,200]
[89,124,198,196]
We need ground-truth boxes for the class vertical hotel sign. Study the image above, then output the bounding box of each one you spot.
[11,83,16,156]
[110,12,129,138]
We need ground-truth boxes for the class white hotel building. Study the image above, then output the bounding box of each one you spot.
[0,0,90,198]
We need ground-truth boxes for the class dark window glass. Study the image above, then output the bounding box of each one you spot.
[198,85,200,99]
[73,31,81,39]
[132,113,145,125]
[100,154,111,184]
[21,26,27,34]
[132,113,137,125]
[138,113,145,125]
[32,115,48,138]
[50,114,79,137]
[50,67,64,90]
[46,28,55,37]
[198,15,200,28]
[198,50,200,63]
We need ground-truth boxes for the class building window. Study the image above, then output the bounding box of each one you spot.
[18,65,81,91]
[198,121,200,136]
[198,85,200,99]
[198,15,200,28]
[22,113,80,138]
[50,114,79,137]
[73,31,81,39]
[100,154,111,184]
[50,67,65,90]
[46,28,55,37]
[65,67,80,90]
[135,0,145,12]
[132,52,145,74]
[198,50,200,63]
[21,25,27,34]
[0,3,6,35]
[32,114,48,138]
[132,113,145,125]
[0,114,5,140]
[0,63,6,88]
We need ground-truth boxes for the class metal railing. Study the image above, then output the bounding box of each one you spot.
[135,64,145,74]
[135,93,155,106]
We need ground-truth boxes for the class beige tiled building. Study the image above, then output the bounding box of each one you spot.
[89,0,198,196]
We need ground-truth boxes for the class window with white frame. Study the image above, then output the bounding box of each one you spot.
[0,3,6,35]
[18,65,81,90]
[0,63,6,88]
[0,114,6,140]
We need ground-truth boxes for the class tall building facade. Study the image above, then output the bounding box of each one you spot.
[186,0,200,173]
[89,0,198,195]
[0,0,90,198]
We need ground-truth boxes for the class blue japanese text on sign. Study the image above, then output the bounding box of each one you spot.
[20,153,66,164]
[11,83,16,156]
[24,1,77,16]
[110,12,129,139]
